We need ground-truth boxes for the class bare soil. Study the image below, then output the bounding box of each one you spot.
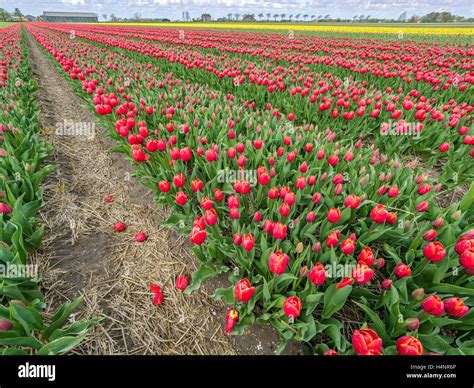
[26,32,301,355]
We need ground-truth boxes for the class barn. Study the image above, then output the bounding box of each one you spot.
[41,11,98,23]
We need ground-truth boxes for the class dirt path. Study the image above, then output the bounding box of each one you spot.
[26,31,239,355]
[26,31,300,356]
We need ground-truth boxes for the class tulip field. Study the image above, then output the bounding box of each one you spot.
[1,21,473,356]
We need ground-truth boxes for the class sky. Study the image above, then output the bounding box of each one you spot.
[1,0,473,20]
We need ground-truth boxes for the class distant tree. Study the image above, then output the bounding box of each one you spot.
[353,15,358,21]
[102,14,108,21]
[227,13,233,21]
[234,13,240,21]
[273,13,279,21]
[324,14,330,20]
[0,8,10,22]
[311,15,315,21]
[14,8,22,18]
[317,15,322,20]
[258,13,264,21]
[359,15,365,20]
[366,15,371,21]
[280,13,286,21]
[295,13,301,21]
[110,13,118,22]
[288,14,293,21]
[266,13,271,21]
[243,14,255,21]
[133,12,141,21]
[185,11,190,21]
[398,11,408,22]
[201,13,212,22]
[303,14,309,21]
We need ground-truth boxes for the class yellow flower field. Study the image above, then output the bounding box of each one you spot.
[100,22,474,35]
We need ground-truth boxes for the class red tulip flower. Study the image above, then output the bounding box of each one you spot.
[336,277,353,289]
[327,208,342,223]
[352,328,382,355]
[241,233,255,251]
[444,297,469,318]
[283,296,302,319]
[272,222,287,239]
[394,263,412,279]
[370,204,388,224]
[175,274,189,291]
[396,336,423,355]
[114,222,127,232]
[135,231,147,243]
[225,309,239,334]
[358,246,375,266]
[150,284,164,305]
[190,226,206,245]
[234,278,255,303]
[352,262,374,285]
[423,242,446,262]
[341,238,355,255]
[269,250,289,275]
[421,295,444,316]
[344,194,360,209]
[309,263,326,286]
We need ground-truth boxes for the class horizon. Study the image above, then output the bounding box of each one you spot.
[2,0,473,21]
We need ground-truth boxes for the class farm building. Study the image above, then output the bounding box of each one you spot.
[41,11,98,23]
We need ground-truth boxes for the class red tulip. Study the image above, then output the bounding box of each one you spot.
[352,262,374,285]
[269,250,289,275]
[341,238,355,255]
[396,336,423,355]
[455,231,474,255]
[103,195,113,203]
[283,296,302,319]
[150,283,163,305]
[272,222,287,239]
[344,194,360,209]
[175,274,189,291]
[336,276,353,289]
[460,249,474,271]
[394,262,411,279]
[158,180,170,192]
[241,234,255,251]
[0,202,12,214]
[416,201,429,212]
[204,209,218,226]
[135,231,147,243]
[423,229,437,241]
[381,279,393,290]
[327,208,342,223]
[421,295,444,316]
[352,328,382,355]
[0,319,13,332]
[225,309,239,334]
[190,226,206,245]
[370,204,388,224]
[326,231,339,247]
[438,142,450,152]
[114,222,127,232]
[309,263,326,286]
[423,242,446,262]
[417,183,431,195]
[358,246,375,266]
[388,186,399,197]
[175,191,188,206]
[234,278,255,303]
[444,297,469,318]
